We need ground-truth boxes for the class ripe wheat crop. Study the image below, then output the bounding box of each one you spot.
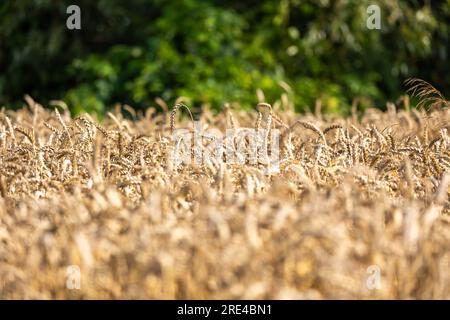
[0,82,450,299]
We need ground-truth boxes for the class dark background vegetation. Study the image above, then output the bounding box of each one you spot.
[0,0,449,114]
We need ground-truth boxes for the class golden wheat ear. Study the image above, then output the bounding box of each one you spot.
[224,103,237,129]
[404,78,449,110]
[170,103,194,134]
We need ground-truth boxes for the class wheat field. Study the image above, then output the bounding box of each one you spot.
[1,83,450,299]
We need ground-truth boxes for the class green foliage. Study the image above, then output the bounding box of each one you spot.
[0,0,449,114]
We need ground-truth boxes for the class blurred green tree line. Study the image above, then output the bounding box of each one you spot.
[0,0,449,114]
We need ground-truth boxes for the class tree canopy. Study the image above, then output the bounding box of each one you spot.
[1,0,449,114]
